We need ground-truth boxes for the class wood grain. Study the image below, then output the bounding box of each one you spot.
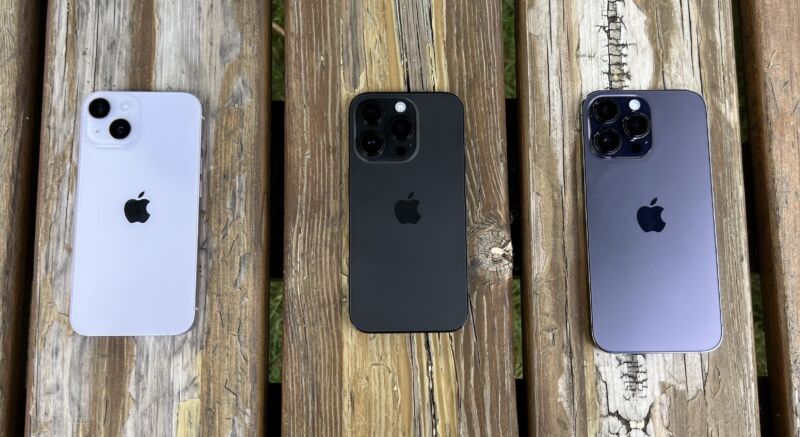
[25,1,270,435]
[515,0,760,435]
[283,0,517,435]
[740,0,800,434]
[0,0,44,434]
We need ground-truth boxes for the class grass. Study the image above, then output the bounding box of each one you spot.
[271,0,286,101]
[751,275,767,375]
[268,281,284,383]
[502,0,517,98]
[511,279,523,377]
[268,0,768,382]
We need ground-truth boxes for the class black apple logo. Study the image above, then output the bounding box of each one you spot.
[394,192,421,224]
[124,191,151,223]
[637,197,666,232]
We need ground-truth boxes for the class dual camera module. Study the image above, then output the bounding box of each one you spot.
[589,97,652,157]
[88,98,131,140]
[355,99,416,161]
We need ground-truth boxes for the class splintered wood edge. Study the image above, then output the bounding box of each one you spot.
[516,0,759,435]
[26,1,270,435]
[283,0,517,435]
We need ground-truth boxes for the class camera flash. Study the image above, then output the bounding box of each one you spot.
[395,101,407,113]
[121,102,131,111]
[628,99,641,111]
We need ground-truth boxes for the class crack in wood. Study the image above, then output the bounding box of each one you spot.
[601,0,631,89]
[408,335,423,435]
[596,353,654,436]
[602,405,654,436]
[393,0,437,92]
[423,333,439,437]
[618,354,648,401]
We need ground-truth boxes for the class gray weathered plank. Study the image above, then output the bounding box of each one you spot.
[25,1,270,435]
[283,0,518,435]
[516,0,760,435]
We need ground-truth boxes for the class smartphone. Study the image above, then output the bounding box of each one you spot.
[70,91,202,336]
[349,92,468,332]
[581,90,722,353]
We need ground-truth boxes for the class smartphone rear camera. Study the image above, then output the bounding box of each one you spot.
[388,117,414,141]
[89,98,111,119]
[358,100,384,125]
[353,96,418,162]
[623,113,650,138]
[358,132,384,157]
[109,119,132,140]
[591,98,619,123]
[587,95,652,158]
[593,129,621,155]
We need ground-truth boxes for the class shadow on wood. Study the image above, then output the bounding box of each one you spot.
[0,0,45,435]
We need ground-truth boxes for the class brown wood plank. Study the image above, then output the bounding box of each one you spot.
[282,0,517,435]
[515,0,760,435]
[0,0,44,434]
[25,1,270,434]
[740,0,800,434]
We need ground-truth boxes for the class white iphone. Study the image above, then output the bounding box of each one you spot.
[70,92,202,336]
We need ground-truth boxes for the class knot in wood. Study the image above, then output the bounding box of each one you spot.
[469,227,513,278]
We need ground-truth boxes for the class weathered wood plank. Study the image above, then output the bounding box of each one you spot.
[283,0,517,435]
[516,0,760,435]
[0,0,44,434]
[25,1,270,435]
[740,0,800,434]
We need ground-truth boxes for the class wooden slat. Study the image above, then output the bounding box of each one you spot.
[25,1,270,434]
[0,0,44,434]
[283,0,517,435]
[516,0,760,435]
[740,0,800,434]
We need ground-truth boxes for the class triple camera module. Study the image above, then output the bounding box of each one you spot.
[355,99,416,161]
[89,97,132,140]
[589,96,652,157]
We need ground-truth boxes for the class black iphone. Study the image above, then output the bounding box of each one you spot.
[349,92,468,332]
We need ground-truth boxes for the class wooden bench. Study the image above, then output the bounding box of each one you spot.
[0,0,795,435]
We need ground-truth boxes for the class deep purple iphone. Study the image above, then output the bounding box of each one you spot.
[581,90,722,353]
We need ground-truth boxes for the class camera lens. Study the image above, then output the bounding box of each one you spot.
[88,98,111,119]
[359,100,384,125]
[109,119,132,139]
[623,113,650,137]
[593,128,621,155]
[388,117,414,141]
[591,98,619,123]
[358,132,384,157]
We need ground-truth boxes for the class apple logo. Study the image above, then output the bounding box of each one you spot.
[124,191,151,223]
[394,192,421,224]
[637,197,666,232]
